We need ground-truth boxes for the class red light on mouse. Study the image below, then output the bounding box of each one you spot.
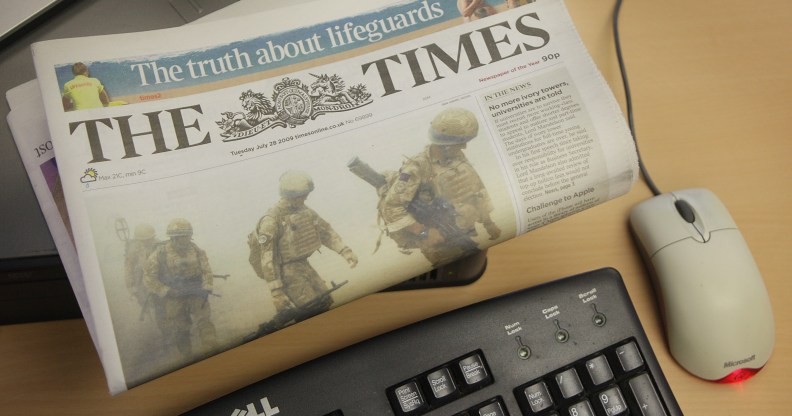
[714,367,762,384]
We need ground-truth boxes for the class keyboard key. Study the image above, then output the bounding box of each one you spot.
[628,373,668,416]
[585,355,614,386]
[523,381,554,413]
[426,367,457,400]
[568,399,596,416]
[459,354,489,386]
[555,368,584,399]
[477,399,507,416]
[597,386,628,416]
[616,341,644,372]
[393,381,427,414]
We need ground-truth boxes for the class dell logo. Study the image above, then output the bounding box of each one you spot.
[230,397,280,416]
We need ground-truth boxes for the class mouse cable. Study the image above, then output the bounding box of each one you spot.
[613,0,662,196]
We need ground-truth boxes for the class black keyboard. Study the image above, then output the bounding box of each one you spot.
[184,268,682,416]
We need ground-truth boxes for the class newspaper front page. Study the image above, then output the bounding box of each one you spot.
[31,0,637,393]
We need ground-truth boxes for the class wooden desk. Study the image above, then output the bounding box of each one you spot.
[1,0,789,414]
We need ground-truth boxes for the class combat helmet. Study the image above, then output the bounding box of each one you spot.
[429,107,478,145]
[279,170,314,198]
[133,223,156,240]
[166,218,193,237]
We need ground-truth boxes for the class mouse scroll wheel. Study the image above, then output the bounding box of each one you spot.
[674,200,696,223]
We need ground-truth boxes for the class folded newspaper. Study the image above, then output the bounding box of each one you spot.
[28,0,636,394]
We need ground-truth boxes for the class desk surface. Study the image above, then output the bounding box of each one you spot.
[1,0,790,414]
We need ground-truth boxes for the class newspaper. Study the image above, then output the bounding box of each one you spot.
[29,0,637,394]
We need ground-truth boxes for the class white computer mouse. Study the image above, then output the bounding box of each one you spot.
[629,188,774,382]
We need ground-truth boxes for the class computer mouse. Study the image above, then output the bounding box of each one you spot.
[629,188,774,382]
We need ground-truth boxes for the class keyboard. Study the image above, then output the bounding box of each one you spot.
[184,268,682,416]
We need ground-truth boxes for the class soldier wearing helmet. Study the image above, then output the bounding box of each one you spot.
[251,171,358,329]
[144,218,218,357]
[379,107,501,267]
[124,223,161,308]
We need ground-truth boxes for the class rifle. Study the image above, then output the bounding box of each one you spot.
[248,280,349,340]
[348,156,479,254]
[407,192,479,255]
[299,279,348,314]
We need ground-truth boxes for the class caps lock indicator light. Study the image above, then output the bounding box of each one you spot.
[554,320,569,343]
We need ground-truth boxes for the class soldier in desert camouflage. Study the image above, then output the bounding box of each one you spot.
[378,107,501,267]
[251,171,358,329]
[123,223,167,330]
[124,223,158,306]
[144,218,218,357]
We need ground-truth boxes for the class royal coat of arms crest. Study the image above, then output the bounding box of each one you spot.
[216,74,372,141]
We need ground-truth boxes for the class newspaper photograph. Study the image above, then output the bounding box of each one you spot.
[30,0,637,393]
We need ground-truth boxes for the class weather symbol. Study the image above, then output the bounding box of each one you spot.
[81,168,98,183]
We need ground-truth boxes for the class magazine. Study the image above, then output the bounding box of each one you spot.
[6,80,98,344]
[29,0,637,394]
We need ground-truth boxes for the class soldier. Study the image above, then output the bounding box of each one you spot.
[251,171,358,328]
[143,218,217,357]
[124,223,169,333]
[378,107,501,267]
[124,224,157,304]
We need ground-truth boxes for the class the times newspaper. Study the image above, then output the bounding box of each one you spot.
[30,0,637,393]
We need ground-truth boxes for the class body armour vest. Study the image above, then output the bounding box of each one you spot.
[433,158,484,204]
[278,208,322,262]
[160,243,204,285]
